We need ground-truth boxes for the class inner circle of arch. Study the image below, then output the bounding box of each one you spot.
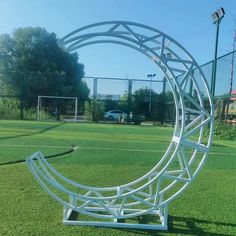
[57,21,213,216]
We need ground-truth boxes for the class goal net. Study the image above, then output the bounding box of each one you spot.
[37,96,78,122]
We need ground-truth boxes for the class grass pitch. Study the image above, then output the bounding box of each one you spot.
[0,120,235,236]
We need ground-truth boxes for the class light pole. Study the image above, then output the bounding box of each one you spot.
[211,7,225,99]
[161,76,166,125]
[147,74,156,112]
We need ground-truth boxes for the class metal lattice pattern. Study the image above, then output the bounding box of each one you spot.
[27,21,214,230]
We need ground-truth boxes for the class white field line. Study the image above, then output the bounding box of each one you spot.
[213,141,236,149]
[0,144,67,149]
[81,146,165,153]
[0,144,235,156]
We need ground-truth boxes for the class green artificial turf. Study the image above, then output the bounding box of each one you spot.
[0,120,236,236]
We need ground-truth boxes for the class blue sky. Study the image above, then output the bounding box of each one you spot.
[0,0,236,95]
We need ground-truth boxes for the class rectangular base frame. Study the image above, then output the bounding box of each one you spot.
[63,206,168,231]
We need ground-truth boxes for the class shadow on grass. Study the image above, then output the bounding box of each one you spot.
[0,144,77,166]
[113,214,236,236]
[0,122,72,165]
[167,215,235,236]
[0,122,64,141]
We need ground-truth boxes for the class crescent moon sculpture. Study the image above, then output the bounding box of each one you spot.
[26,21,214,230]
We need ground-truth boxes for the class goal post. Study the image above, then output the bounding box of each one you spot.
[37,95,78,122]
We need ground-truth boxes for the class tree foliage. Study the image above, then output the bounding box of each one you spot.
[133,87,159,117]
[84,100,105,122]
[0,27,89,109]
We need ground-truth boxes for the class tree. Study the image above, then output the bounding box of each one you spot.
[133,87,159,119]
[159,90,174,124]
[84,100,105,122]
[0,27,89,118]
[118,91,132,113]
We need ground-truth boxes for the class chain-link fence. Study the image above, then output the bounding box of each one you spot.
[201,50,236,123]
[84,50,236,125]
[0,50,235,124]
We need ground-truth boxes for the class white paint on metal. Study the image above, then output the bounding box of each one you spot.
[26,21,214,230]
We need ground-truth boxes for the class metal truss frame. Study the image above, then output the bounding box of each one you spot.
[26,21,214,230]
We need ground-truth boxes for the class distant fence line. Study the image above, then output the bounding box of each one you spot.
[0,49,236,123]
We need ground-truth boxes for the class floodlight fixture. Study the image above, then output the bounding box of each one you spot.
[211,7,225,24]
[147,73,156,78]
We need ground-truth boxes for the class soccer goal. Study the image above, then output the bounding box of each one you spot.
[37,96,78,122]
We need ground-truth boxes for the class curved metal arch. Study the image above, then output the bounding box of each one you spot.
[28,21,214,230]
[62,34,186,193]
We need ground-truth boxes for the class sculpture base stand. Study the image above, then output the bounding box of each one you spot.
[63,206,168,230]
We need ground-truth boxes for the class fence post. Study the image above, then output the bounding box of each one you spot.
[161,77,166,125]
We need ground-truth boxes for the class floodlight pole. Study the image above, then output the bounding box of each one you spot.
[147,74,156,112]
[128,79,133,113]
[211,21,220,99]
[74,98,78,123]
[211,7,225,99]
[161,77,166,125]
[37,96,40,121]
[93,78,98,100]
